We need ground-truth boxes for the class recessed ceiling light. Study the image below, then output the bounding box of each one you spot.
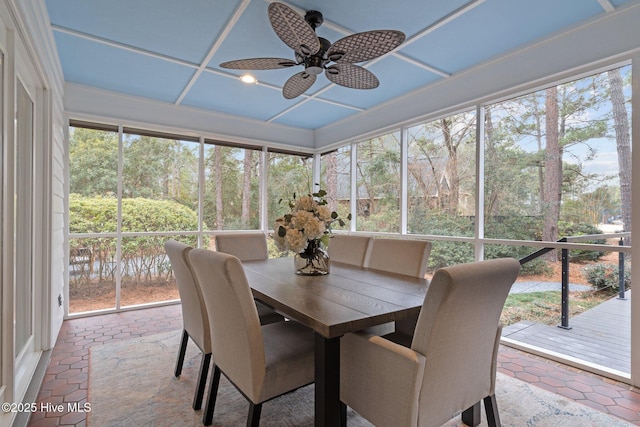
[240,74,257,84]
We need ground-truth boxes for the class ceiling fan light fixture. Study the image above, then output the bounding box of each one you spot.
[328,52,344,62]
[306,55,325,75]
[300,44,312,56]
[326,66,339,75]
[240,74,258,84]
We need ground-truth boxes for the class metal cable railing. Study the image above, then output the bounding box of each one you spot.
[518,233,630,329]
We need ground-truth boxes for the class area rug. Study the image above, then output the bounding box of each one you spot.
[89,330,632,426]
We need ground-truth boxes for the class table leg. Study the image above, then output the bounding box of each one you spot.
[314,333,341,427]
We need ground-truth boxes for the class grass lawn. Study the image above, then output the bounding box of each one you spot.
[500,288,619,326]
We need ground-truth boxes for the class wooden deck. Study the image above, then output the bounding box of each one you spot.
[502,291,631,374]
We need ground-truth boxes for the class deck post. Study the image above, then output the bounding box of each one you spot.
[559,248,572,329]
[618,238,626,300]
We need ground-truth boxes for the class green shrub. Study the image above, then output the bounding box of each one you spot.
[583,262,631,291]
[69,195,200,285]
[558,221,606,262]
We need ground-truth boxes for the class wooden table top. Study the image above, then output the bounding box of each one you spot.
[243,257,428,338]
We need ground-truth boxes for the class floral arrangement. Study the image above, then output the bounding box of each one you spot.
[272,189,348,255]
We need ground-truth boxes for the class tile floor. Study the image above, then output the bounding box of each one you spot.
[26,304,640,426]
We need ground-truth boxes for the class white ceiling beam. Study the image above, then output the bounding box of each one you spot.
[51,24,199,69]
[597,0,616,13]
[174,0,252,105]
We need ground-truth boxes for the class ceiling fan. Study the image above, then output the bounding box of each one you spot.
[219,2,406,99]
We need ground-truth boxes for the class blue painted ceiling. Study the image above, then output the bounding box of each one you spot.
[45,0,631,131]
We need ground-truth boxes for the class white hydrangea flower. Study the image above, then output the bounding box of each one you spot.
[285,228,308,253]
[295,196,315,212]
[316,205,332,222]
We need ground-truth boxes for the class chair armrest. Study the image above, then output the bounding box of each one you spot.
[341,331,426,427]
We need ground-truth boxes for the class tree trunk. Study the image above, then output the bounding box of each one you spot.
[442,118,459,214]
[543,87,561,258]
[241,149,252,227]
[608,69,632,245]
[325,152,338,213]
[484,106,498,216]
[214,145,224,230]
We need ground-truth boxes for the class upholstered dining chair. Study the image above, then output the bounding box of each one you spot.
[340,258,521,427]
[164,239,211,410]
[364,237,432,278]
[188,248,315,427]
[214,233,285,325]
[327,234,371,267]
[364,238,432,336]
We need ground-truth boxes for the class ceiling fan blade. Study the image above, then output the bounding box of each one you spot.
[327,30,405,63]
[268,2,320,56]
[282,72,316,99]
[219,58,297,70]
[325,63,379,90]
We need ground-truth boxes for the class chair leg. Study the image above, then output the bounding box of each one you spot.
[174,329,189,377]
[203,365,221,426]
[461,401,481,427]
[247,402,262,427]
[193,352,212,410]
[484,394,501,427]
[339,402,347,427]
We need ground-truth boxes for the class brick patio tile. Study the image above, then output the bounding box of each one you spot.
[36,389,53,400]
[57,356,82,366]
[620,389,640,400]
[69,360,89,370]
[66,372,88,385]
[539,375,566,388]
[27,417,60,427]
[62,389,86,403]
[40,379,70,391]
[54,369,82,380]
[59,410,86,425]
[606,405,640,423]
[564,380,595,393]
[613,396,640,412]
[591,384,623,399]
[37,395,65,406]
[554,386,586,401]
[569,372,604,386]
[584,392,616,406]
[545,368,577,382]
[514,371,540,383]
[50,383,79,398]
[499,362,524,373]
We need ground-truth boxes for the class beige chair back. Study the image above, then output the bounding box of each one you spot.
[165,240,211,353]
[412,258,520,426]
[328,235,371,266]
[214,232,269,261]
[364,238,432,278]
[188,248,266,401]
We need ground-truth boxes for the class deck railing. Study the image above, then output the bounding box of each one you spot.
[518,232,631,329]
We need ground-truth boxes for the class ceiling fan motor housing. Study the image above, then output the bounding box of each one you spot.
[304,37,332,75]
[304,10,323,29]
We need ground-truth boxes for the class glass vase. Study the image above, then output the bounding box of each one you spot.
[294,241,330,276]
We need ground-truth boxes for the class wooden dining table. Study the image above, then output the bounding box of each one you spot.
[242,257,428,427]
